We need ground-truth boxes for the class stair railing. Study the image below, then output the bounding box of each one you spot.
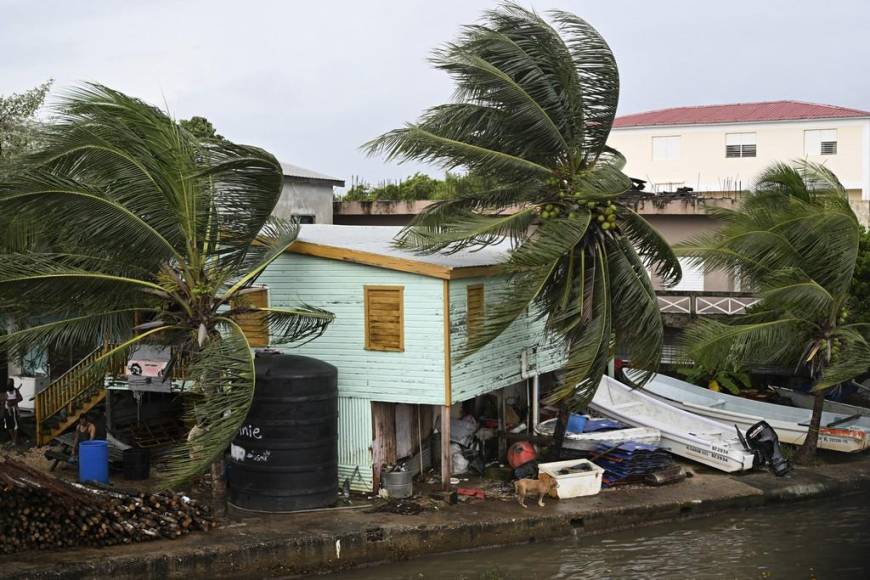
[34,344,110,444]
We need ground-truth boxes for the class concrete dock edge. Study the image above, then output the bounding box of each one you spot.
[4,456,870,579]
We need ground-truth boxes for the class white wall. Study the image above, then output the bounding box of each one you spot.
[609,118,870,199]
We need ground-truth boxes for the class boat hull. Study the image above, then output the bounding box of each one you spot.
[590,376,755,473]
[770,386,870,419]
[534,420,660,451]
[633,372,870,454]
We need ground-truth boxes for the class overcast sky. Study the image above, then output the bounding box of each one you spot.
[3,0,869,189]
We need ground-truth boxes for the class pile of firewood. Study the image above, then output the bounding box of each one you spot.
[0,456,213,553]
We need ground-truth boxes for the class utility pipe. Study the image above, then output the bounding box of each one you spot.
[520,349,540,430]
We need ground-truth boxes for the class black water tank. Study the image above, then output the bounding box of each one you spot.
[227,352,338,511]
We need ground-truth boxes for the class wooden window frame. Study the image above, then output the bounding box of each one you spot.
[466,284,485,341]
[364,285,404,352]
[234,285,270,348]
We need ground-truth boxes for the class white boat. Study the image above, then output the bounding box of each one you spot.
[770,386,870,418]
[534,418,660,451]
[589,375,756,472]
[628,370,870,453]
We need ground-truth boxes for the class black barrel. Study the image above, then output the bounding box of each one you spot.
[122,448,150,480]
[227,352,338,511]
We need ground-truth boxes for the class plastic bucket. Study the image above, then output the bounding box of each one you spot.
[79,440,109,484]
[123,448,150,480]
[566,414,588,434]
[382,470,413,499]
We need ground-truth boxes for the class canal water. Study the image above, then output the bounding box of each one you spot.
[320,494,869,579]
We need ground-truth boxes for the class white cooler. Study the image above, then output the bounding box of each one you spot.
[538,459,604,499]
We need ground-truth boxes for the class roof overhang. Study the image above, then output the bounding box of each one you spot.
[285,240,503,280]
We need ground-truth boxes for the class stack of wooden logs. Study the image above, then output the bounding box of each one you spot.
[0,456,212,553]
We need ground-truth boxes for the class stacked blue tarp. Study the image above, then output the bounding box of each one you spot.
[578,418,625,433]
[591,442,675,487]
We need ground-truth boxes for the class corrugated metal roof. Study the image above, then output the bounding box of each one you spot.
[280,162,345,186]
[613,100,870,129]
[292,224,510,269]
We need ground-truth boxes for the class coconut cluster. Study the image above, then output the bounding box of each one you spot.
[538,197,619,231]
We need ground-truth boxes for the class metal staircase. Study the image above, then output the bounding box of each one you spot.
[34,345,110,446]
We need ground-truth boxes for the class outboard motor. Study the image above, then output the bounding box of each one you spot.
[744,421,791,476]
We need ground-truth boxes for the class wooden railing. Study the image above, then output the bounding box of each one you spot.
[656,290,759,316]
[35,345,106,422]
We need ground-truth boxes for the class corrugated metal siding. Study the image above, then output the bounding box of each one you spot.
[337,396,373,492]
[258,254,445,404]
[449,277,566,402]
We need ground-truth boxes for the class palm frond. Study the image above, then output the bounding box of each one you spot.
[395,208,537,254]
[547,247,610,407]
[0,171,183,265]
[432,48,570,155]
[756,269,834,318]
[158,321,255,488]
[220,216,300,298]
[249,306,334,346]
[0,308,148,354]
[814,337,870,390]
[618,207,681,286]
[680,318,809,371]
[606,237,662,382]
[364,124,553,179]
[548,9,620,164]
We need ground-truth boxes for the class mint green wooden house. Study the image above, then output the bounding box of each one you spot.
[257,225,565,491]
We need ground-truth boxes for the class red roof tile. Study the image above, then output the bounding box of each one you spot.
[613,100,870,128]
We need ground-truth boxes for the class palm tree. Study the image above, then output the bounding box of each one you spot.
[365,4,680,406]
[0,85,334,502]
[677,161,870,462]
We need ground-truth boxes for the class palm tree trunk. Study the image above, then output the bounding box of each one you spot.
[211,459,226,518]
[795,390,825,464]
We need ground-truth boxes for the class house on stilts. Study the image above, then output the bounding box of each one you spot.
[251,225,566,491]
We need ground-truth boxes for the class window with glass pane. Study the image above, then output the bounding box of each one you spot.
[805,129,837,156]
[725,133,756,158]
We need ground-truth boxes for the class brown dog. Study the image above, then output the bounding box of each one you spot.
[515,477,556,508]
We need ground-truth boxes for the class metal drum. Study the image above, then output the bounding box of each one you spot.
[227,352,338,511]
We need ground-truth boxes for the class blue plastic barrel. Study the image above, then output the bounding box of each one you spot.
[79,440,109,483]
[566,414,588,434]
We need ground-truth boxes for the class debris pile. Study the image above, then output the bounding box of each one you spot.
[0,456,212,554]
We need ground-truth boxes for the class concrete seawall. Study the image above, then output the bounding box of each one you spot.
[4,454,870,579]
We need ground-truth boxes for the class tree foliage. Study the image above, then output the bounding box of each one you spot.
[677,161,870,458]
[179,115,225,143]
[0,80,53,177]
[342,171,496,202]
[365,3,679,407]
[0,84,333,486]
[848,226,870,325]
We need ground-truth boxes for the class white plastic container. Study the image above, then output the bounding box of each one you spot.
[537,459,604,499]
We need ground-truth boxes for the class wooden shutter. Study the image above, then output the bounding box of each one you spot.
[234,287,269,347]
[466,284,485,341]
[364,286,404,352]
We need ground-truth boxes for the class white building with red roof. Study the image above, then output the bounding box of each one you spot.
[608,100,870,226]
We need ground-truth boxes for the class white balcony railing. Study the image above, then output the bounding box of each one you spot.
[656,291,759,316]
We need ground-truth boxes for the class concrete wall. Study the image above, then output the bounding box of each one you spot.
[273,178,335,224]
[643,214,732,292]
[608,118,870,199]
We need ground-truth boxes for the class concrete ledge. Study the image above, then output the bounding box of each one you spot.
[4,453,870,579]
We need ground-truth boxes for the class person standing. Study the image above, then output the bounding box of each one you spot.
[3,378,23,445]
[71,413,97,459]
